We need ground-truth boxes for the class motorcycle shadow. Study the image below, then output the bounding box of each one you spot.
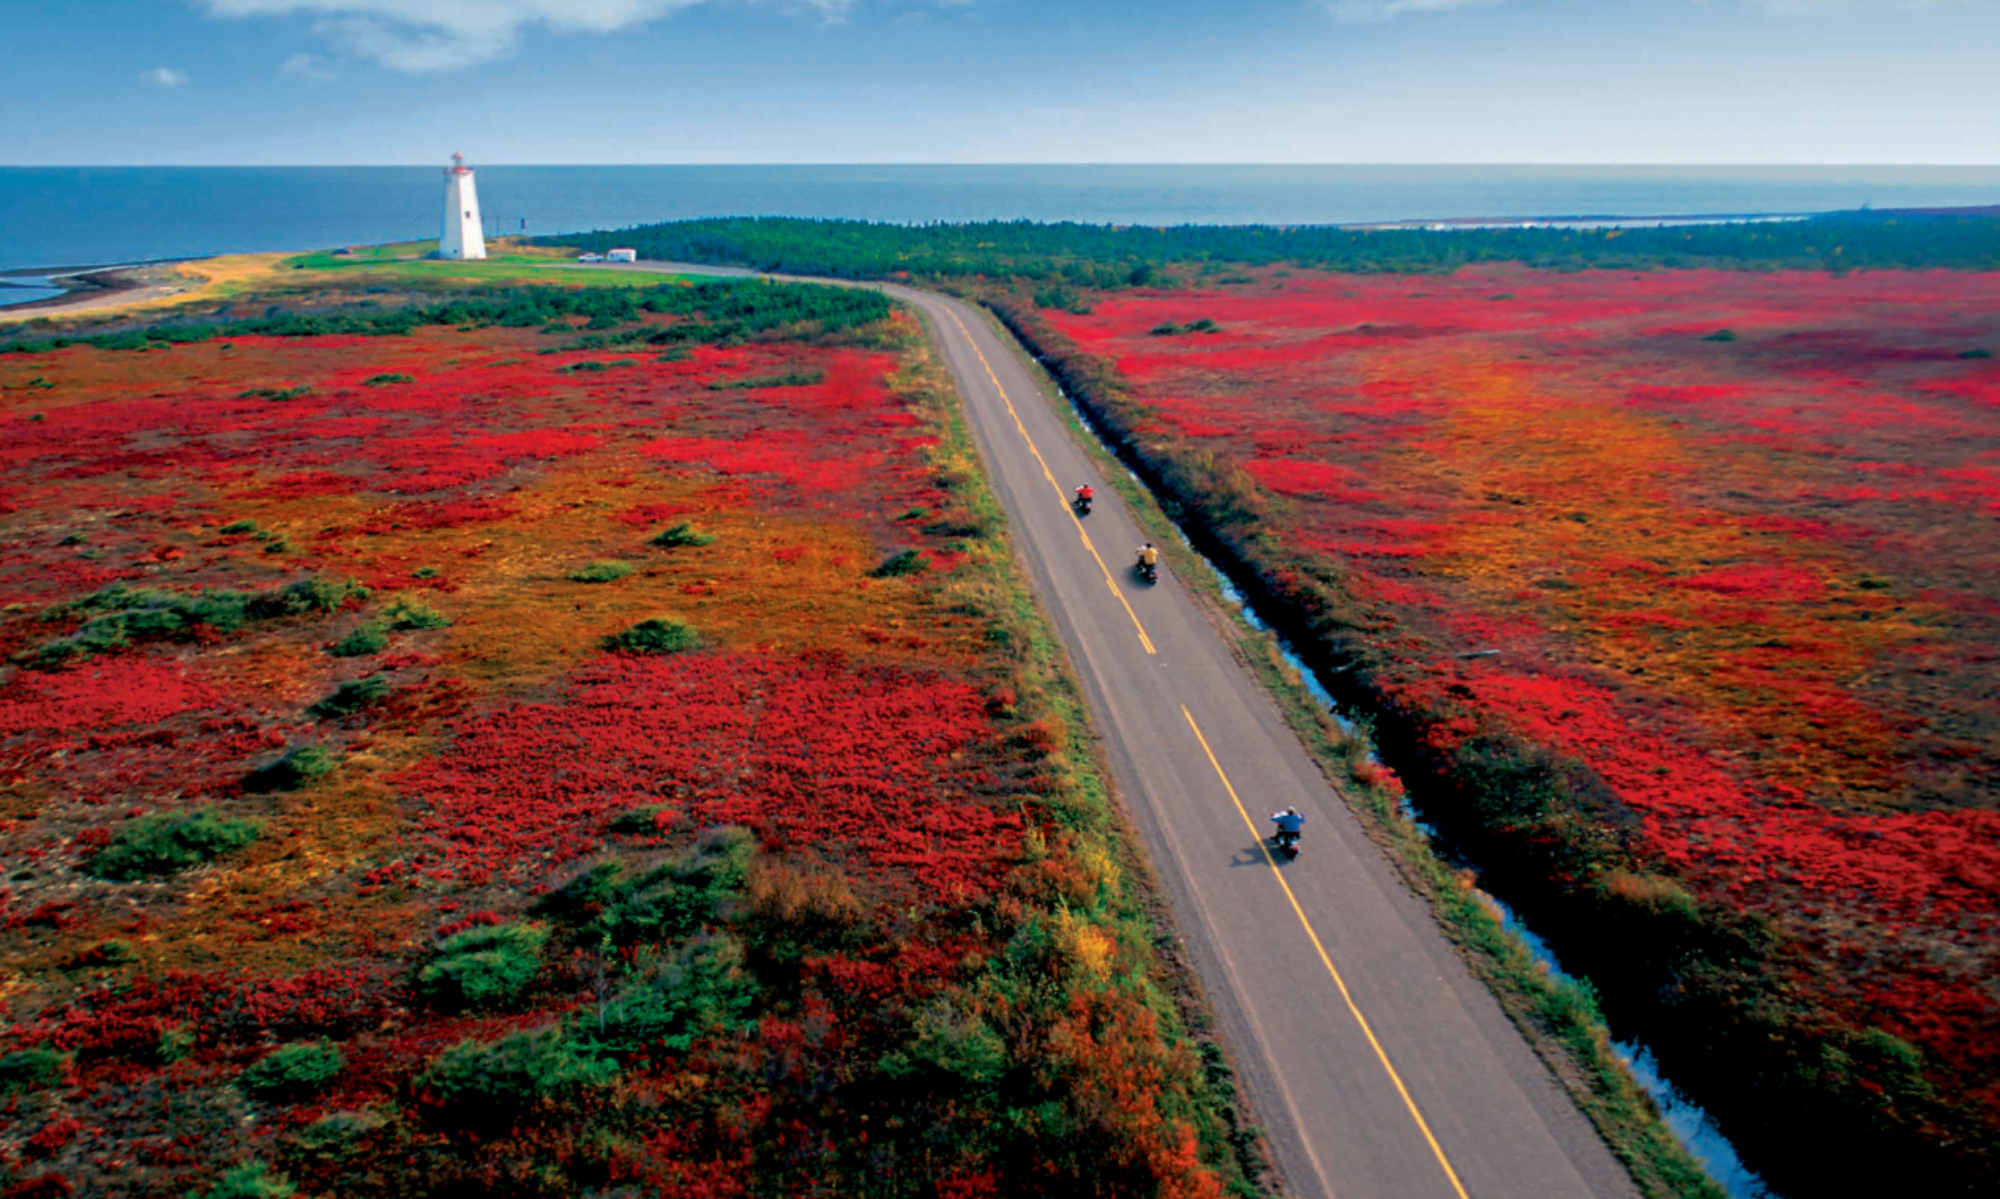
[1229,842,1297,869]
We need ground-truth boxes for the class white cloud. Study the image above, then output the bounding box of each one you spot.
[280,52,334,80]
[1758,0,1993,9]
[141,66,190,87]
[202,0,855,72]
[1320,0,1500,21]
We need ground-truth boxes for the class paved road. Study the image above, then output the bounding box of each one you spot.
[597,261,1639,1199]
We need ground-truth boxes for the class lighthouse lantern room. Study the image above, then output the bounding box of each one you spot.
[439,153,487,261]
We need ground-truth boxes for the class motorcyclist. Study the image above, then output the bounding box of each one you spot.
[1136,542,1159,570]
[1074,483,1094,511]
[1270,807,1305,842]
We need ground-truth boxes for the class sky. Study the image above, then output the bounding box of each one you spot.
[4,0,1997,164]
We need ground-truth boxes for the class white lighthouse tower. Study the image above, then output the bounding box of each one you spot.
[439,153,487,260]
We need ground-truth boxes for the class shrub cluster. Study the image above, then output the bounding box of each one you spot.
[86,808,262,880]
[239,1040,345,1099]
[242,746,336,793]
[416,922,549,1009]
[649,522,716,548]
[566,560,635,583]
[309,676,390,718]
[601,618,700,655]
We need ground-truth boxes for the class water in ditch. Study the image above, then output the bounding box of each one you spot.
[1048,369,1780,1199]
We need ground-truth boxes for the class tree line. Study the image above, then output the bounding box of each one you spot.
[542,210,2000,280]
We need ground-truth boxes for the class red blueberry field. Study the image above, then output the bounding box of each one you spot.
[1016,264,2000,1187]
[0,280,1247,1198]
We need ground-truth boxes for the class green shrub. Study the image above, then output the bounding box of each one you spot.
[879,1004,1009,1091]
[240,1040,345,1099]
[580,935,757,1056]
[1148,318,1218,337]
[602,618,700,655]
[417,922,548,1008]
[609,804,673,834]
[383,596,450,629]
[219,519,260,535]
[30,584,258,666]
[198,1161,297,1199]
[287,1108,387,1164]
[158,1025,195,1064]
[537,827,752,947]
[411,566,441,579]
[0,1047,64,1094]
[1703,328,1737,342]
[414,1027,614,1126]
[69,939,138,969]
[243,746,336,793]
[330,624,387,657]
[707,369,824,390]
[363,373,413,385]
[86,808,262,880]
[238,386,314,402]
[650,522,716,548]
[1960,348,1994,359]
[567,560,635,583]
[252,574,369,618]
[310,676,390,718]
[869,548,929,578]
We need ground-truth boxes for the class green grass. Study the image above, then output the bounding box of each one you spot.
[280,246,700,292]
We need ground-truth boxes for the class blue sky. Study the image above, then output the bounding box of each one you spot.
[5,1,1997,164]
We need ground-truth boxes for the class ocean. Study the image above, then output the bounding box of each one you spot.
[3,164,1998,275]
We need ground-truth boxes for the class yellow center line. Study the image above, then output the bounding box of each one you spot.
[1180,704,1472,1199]
[943,308,1156,655]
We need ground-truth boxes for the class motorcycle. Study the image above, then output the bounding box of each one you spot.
[1135,559,1158,585]
[1270,810,1304,858]
[1072,493,1094,516]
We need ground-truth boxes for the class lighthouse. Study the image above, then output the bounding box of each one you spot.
[439,153,486,260]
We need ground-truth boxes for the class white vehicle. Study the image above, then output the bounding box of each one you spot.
[576,252,605,263]
[607,248,638,263]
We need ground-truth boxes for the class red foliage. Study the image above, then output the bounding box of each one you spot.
[1043,264,2000,1087]
[398,650,1021,901]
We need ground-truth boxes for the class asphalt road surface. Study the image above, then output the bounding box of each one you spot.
[598,261,1640,1199]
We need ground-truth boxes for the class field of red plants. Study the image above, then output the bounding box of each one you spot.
[0,283,1245,1197]
[1022,265,2000,1192]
